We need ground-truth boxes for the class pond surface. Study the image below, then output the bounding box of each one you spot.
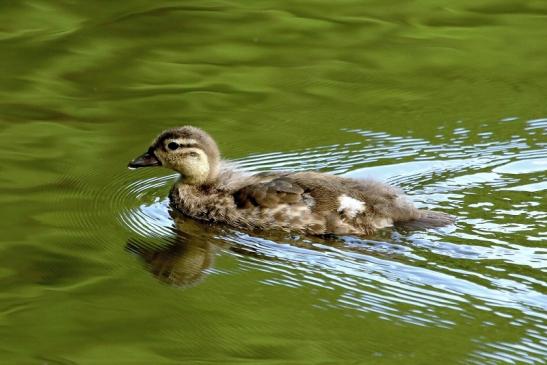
[1,0,546,363]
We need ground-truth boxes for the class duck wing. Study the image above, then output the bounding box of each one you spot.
[233,177,305,209]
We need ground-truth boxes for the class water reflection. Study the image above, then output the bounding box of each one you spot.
[126,233,217,288]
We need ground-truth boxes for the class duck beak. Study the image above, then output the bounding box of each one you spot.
[128,151,161,169]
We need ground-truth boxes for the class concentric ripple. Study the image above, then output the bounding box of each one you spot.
[116,173,178,238]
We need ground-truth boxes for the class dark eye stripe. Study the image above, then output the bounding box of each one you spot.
[178,143,200,148]
[166,142,201,151]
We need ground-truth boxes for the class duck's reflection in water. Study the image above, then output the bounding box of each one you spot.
[126,237,215,287]
[126,214,223,287]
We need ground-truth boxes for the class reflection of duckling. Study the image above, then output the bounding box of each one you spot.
[129,126,455,235]
[126,230,216,288]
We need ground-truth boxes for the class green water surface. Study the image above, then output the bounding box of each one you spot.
[1,0,546,364]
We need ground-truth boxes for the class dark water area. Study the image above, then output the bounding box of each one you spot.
[0,1,546,363]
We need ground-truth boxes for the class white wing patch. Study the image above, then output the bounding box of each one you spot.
[337,195,366,218]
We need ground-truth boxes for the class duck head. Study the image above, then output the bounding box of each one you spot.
[129,126,220,185]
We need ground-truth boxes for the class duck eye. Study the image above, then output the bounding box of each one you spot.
[167,142,179,150]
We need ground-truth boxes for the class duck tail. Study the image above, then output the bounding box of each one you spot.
[396,210,456,230]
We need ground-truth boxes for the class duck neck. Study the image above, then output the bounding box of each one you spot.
[171,180,223,220]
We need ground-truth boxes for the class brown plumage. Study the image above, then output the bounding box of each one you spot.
[128,126,456,235]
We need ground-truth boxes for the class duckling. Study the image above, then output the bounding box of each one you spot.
[128,126,455,236]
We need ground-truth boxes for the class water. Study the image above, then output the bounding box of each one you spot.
[1,1,546,364]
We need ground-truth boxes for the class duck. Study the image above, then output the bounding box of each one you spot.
[128,126,455,236]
